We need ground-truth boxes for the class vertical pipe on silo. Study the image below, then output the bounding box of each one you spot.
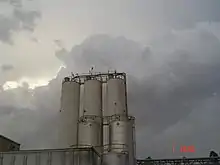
[102,82,110,153]
[102,82,107,117]
[79,84,85,118]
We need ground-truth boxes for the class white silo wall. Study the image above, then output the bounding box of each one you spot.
[109,116,129,153]
[59,80,80,147]
[106,78,127,116]
[78,116,102,147]
[109,115,135,165]
[102,152,129,165]
[82,79,102,117]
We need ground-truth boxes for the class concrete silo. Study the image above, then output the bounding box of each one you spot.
[102,152,129,165]
[82,78,102,117]
[106,76,127,116]
[78,116,102,147]
[59,77,80,148]
[109,115,129,153]
[78,76,102,150]
[104,73,128,154]
[59,71,135,165]
[104,73,135,165]
[109,115,136,165]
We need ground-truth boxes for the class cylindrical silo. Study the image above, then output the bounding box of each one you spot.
[82,79,102,117]
[109,115,129,153]
[59,77,80,147]
[106,78,127,116]
[78,116,102,148]
[102,152,129,165]
[109,115,135,155]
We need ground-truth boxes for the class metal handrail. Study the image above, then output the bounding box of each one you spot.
[103,114,135,124]
[62,72,126,84]
[137,157,220,165]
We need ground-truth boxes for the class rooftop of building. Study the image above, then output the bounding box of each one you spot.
[0,135,20,146]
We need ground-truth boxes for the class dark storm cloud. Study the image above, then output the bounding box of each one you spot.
[129,31,220,131]
[58,32,220,132]
[158,0,220,29]
[130,0,220,29]
[0,78,61,149]
[69,0,220,43]
[55,30,220,158]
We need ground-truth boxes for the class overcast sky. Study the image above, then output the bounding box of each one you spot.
[1,0,220,159]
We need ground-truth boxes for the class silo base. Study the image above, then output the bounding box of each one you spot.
[102,152,129,165]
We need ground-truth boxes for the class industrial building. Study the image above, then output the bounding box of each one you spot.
[0,71,219,165]
[0,135,20,152]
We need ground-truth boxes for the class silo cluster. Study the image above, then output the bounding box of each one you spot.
[59,72,136,165]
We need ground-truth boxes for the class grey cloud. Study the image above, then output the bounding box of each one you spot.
[0,14,19,43]
[156,0,220,29]
[30,37,38,42]
[1,64,14,72]
[55,48,68,62]
[0,79,61,149]
[0,3,40,43]
[13,9,41,31]
[134,0,220,29]
[54,40,63,48]
[53,0,220,43]
[9,0,22,7]
[0,0,23,7]
[60,32,220,133]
